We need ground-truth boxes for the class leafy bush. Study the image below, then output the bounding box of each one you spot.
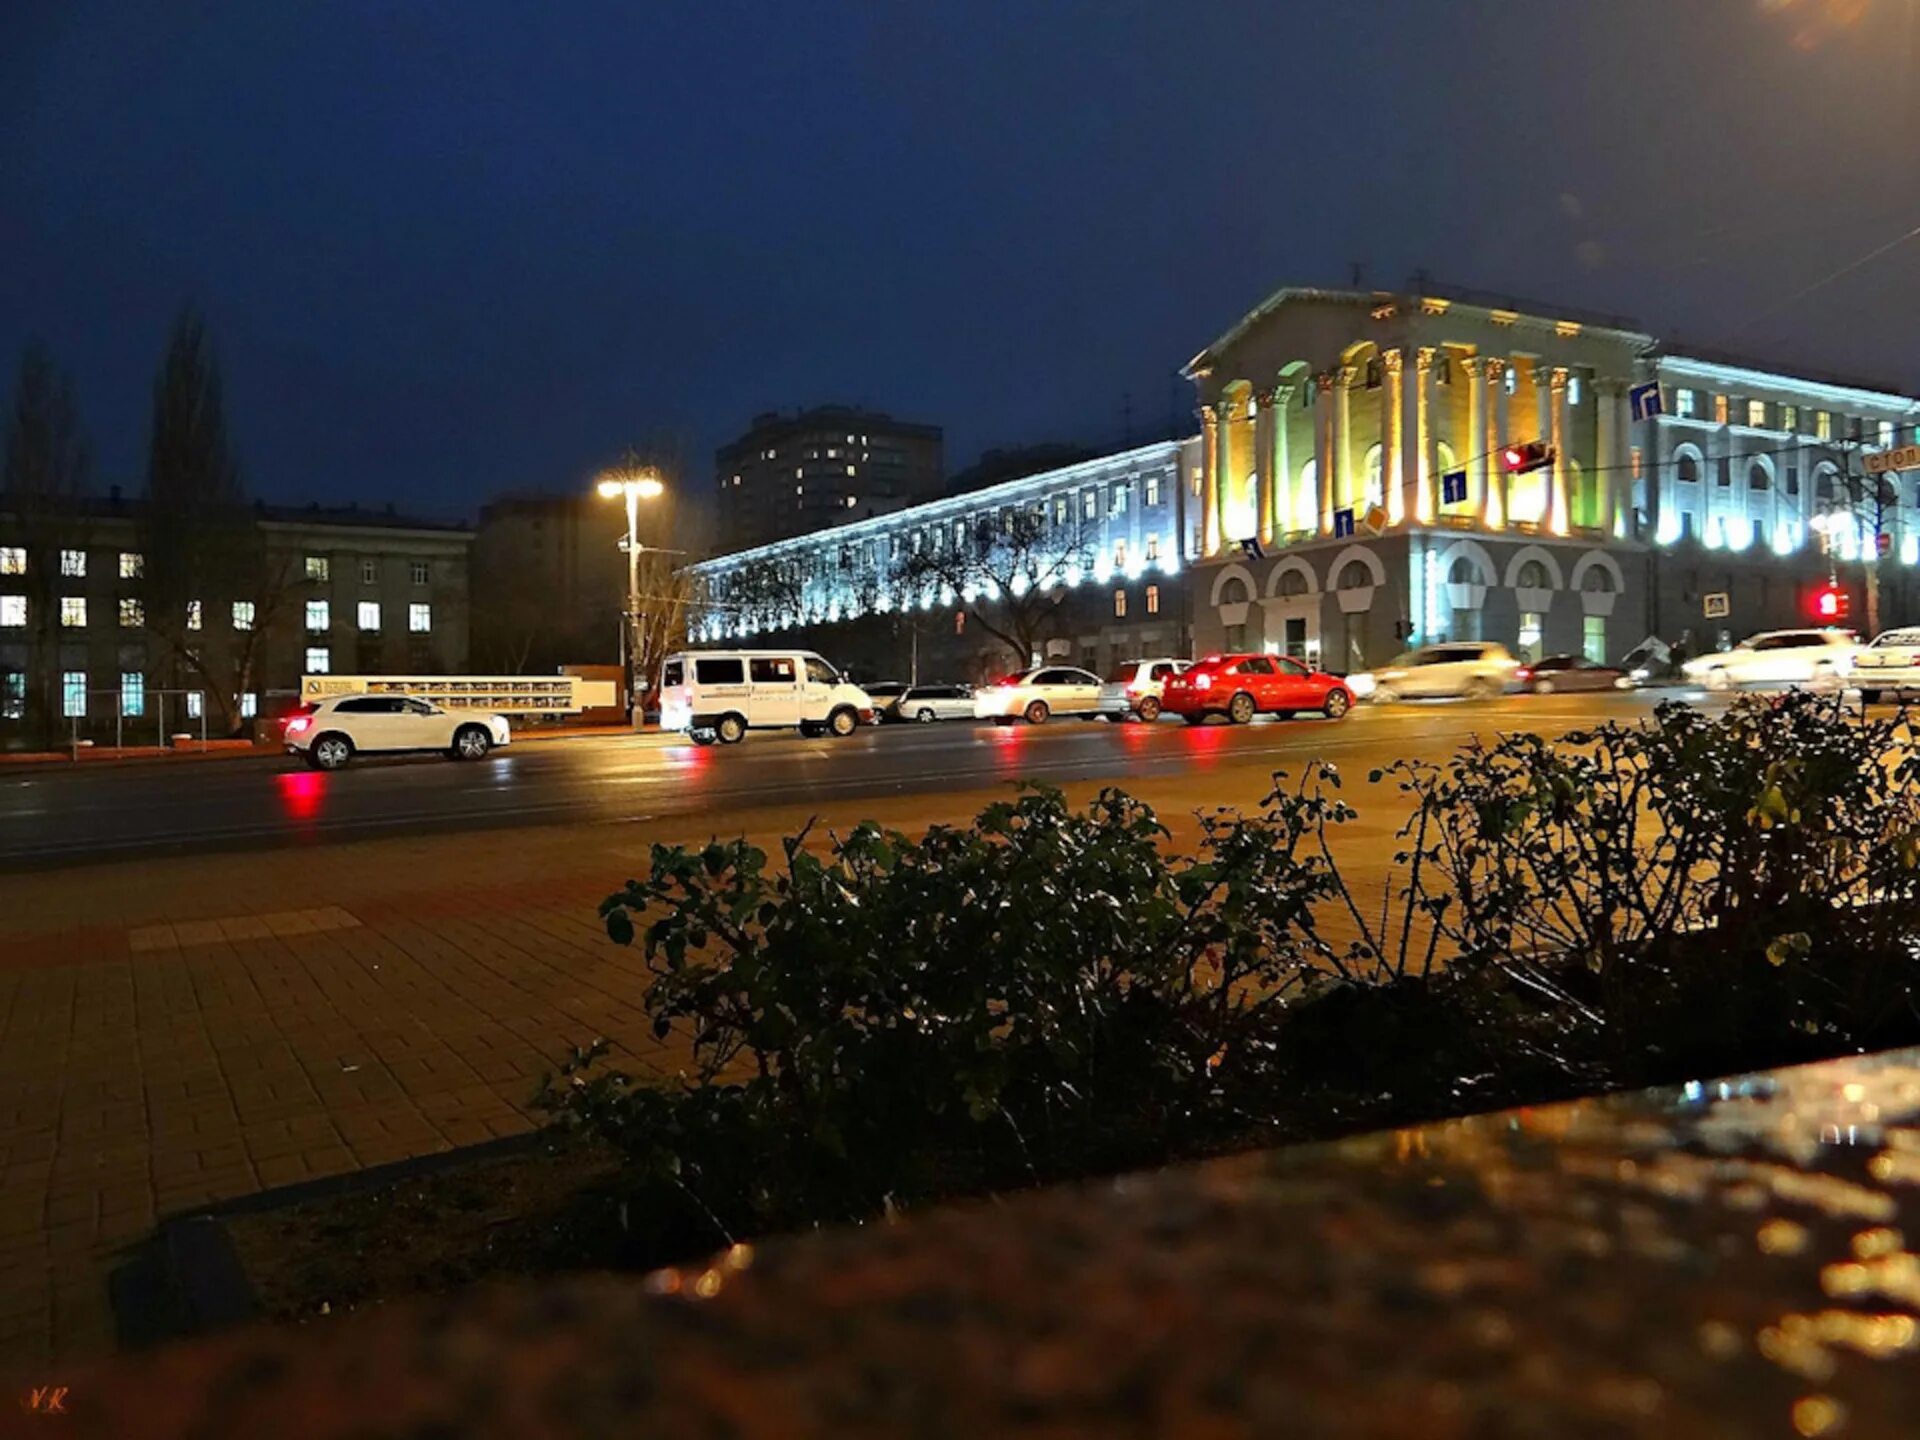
[540,694,1920,1254]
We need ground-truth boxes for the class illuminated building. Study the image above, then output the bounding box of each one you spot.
[714,405,943,552]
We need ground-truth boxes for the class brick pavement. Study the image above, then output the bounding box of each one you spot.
[0,770,1411,1382]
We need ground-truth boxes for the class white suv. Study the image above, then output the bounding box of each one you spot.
[1681,629,1856,692]
[1369,642,1520,701]
[285,695,511,770]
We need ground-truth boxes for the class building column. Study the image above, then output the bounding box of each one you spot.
[1315,372,1336,534]
[1333,365,1356,513]
[1547,366,1570,536]
[1268,384,1293,542]
[1200,404,1220,557]
[1595,378,1627,539]
[1381,348,1405,525]
[1486,359,1509,530]
[1462,356,1486,519]
[1253,390,1277,546]
[1410,347,1436,524]
[1613,385,1636,539]
[1216,395,1241,548]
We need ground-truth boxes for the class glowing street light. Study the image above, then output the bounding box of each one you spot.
[594,459,668,721]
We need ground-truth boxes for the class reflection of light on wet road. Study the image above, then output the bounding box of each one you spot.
[274,769,327,825]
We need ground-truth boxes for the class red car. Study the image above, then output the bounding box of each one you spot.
[1162,653,1355,725]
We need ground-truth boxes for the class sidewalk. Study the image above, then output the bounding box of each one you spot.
[0,771,1405,1380]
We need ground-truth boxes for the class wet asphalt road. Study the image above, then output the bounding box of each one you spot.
[0,691,1720,870]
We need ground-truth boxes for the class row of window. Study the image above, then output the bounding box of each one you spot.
[0,549,436,585]
[2,674,248,722]
[1669,392,1917,450]
[0,597,433,632]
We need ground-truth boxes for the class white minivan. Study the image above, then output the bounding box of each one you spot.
[658,650,875,745]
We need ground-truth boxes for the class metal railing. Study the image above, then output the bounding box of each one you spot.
[53,688,217,755]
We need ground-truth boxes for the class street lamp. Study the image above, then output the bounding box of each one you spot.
[595,462,667,721]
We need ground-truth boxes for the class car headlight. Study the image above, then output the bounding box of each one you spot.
[1630,668,1649,681]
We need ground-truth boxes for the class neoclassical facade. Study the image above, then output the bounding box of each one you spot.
[689,283,1920,683]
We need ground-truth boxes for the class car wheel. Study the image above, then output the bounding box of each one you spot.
[1466,676,1499,700]
[1136,696,1162,722]
[308,734,352,771]
[915,707,935,723]
[451,724,492,761]
[1533,678,1555,696]
[716,713,747,745]
[1023,700,1050,725]
[1227,691,1256,725]
[1323,689,1351,719]
[828,707,858,737]
[1705,667,1732,692]
[689,729,717,747]
[1862,688,1883,704]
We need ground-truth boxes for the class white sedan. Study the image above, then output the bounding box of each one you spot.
[973,666,1104,724]
[1680,628,1856,692]
[1850,626,1920,702]
[285,694,512,770]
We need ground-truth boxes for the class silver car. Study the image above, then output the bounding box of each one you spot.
[893,683,975,723]
[1098,658,1191,721]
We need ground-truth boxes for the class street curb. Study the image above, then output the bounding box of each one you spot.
[108,1130,549,1349]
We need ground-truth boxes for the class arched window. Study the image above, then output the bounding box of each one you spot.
[1749,461,1770,491]
[1435,441,1459,478]
[1219,577,1252,606]
[1581,566,1616,594]
[1815,466,1838,502]
[1363,444,1384,505]
[1448,556,1485,586]
[1338,561,1374,590]
[1516,559,1551,589]
[1277,568,1309,597]
[1676,453,1700,485]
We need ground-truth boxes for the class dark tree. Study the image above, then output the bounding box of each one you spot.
[892,505,1099,667]
[141,311,295,735]
[2,341,90,744]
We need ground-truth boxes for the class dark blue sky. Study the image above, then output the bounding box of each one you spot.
[4,0,1917,529]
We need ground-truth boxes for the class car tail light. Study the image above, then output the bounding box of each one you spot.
[1192,671,1213,690]
[285,715,312,736]
[1515,668,1531,682]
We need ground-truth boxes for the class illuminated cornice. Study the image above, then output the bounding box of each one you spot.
[1655,354,1920,414]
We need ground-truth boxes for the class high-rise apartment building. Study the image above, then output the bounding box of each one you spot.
[714,406,941,551]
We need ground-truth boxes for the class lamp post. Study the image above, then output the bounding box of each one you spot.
[596,463,666,722]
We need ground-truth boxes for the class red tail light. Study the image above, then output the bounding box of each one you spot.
[285,716,312,736]
[1192,672,1214,690]
[1515,668,1531,682]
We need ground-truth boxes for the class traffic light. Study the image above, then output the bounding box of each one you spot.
[1811,581,1850,622]
[1501,440,1554,474]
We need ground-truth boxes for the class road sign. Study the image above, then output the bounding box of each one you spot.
[1878,531,1894,559]
[1865,443,1920,476]
[1361,504,1389,536]
[1333,507,1355,538]
[1441,469,1468,505]
[1629,382,1663,423]
[1702,592,1729,619]
[1238,537,1265,560]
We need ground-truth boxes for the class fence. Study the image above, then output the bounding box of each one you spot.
[53,687,219,754]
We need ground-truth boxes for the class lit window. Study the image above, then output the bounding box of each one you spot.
[305,646,330,674]
[954,610,965,635]
[1146,585,1160,615]
[409,603,431,632]
[1054,496,1068,524]
[305,555,329,582]
[1145,475,1161,507]
[1817,411,1833,440]
[119,551,144,579]
[60,596,86,628]
[240,693,258,719]
[120,672,145,717]
[1112,484,1130,516]
[1503,368,1517,396]
[186,600,202,631]
[60,549,86,577]
[61,671,86,718]
[357,601,381,630]
[1747,399,1767,428]
[0,547,23,575]
[846,465,856,476]
[1782,405,1798,430]
[1567,375,1582,406]
[1675,389,1697,419]
[361,559,378,584]
[1582,615,1607,665]
[0,596,22,626]
[1145,534,1160,563]
[827,448,838,459]
[411,560,429,585]
[1113,589,1127,618]
[1880,421,1896,450]
[306,599,329,631]
[186,691,203,719]
[846,495,857,508]
[1713,394,1729,424]
[1114,539,1128,569]
[119,598,143,627]
[1,674,22,719]
[232,601,255,630]
[1082,490,1097,520]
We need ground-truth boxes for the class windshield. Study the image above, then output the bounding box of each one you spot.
[1107,663,1139,684]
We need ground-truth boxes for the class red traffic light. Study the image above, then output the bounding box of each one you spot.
[1812,582,1850,621]
[1502,440,1554,474]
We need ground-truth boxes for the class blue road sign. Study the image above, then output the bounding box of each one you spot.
[1441,469,1468,505]
[1333,507,1355,538]
[1629,381,1663,423]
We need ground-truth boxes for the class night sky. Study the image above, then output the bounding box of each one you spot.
[4,0,1917,537]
